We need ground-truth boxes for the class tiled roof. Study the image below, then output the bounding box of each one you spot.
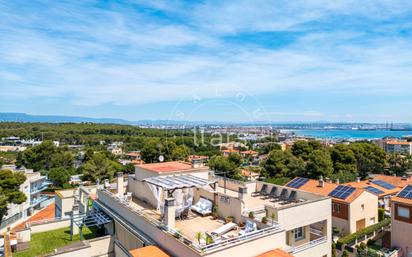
[13,203,55,231]
[286,177,366,204]
[137,161,195,173]
[386,141,411,145]
[257,248,294,257]
[240,150,258,155]
[372,174,412,188]
[129,246,170,257]
[344,178,400,198]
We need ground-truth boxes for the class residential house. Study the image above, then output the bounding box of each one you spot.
[390,184,412,257]
[345,174,412,211]
[94,161,332,257]
[384,140,412,155]
[0,165,52,233]
[285,177,378,234]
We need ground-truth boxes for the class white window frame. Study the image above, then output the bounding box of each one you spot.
[294,227,305,241]
[398,206,410,219]
[333,203,341,213]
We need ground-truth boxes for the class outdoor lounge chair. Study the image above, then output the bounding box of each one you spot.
[210,222,237,237]
[287,191,296,202]
[238,220,257,236]
[278,189,289,201]
[253,184,268,196]
[191,197,213,216]
[266,187,278,199]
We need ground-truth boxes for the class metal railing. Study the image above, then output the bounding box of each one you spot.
[30,183,50,194]
[30,195,50,206]
[287,236,327,254]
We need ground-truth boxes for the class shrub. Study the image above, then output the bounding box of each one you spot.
[378,208,385,222]
[337,219,391,245]
[367,239,376,246]
[248,211,255,219]
[342,250,349,257]
[261,216,268,224]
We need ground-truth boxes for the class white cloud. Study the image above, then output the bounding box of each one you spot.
[1,0,412,114]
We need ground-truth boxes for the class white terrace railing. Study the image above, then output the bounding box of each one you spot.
[286,236,327,254]
[99,189,283,253]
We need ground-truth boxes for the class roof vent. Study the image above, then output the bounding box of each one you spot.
[318,176,325,188]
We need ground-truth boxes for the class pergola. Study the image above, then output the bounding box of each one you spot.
[143,174,217,197]
[71,208,112,240]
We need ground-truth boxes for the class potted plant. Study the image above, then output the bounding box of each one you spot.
[212,205,218,219]
[225,216,234,223]
[261,216,268,224]
[238,221,245,228]
[248,211,255,219]
[205,234,214,245]
[174,229,182,239]
[195,232,204,245]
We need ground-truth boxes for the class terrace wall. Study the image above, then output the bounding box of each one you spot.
[46,235,114,257]
[29,218,71,233]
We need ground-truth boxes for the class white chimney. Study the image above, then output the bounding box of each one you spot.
[164,198,176,229]
[356,177,361,183]
[336,179,340,185]
[318,176,325,188]
[116,172,124,196]
[238,187,248,200]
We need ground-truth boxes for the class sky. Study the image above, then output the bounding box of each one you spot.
[1,0,412,123]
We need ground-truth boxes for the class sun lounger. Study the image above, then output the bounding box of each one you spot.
[191,197,213,216]
[278,188,289,201]
[266,187,278,199]
[253,184,268,196]
[211,222,237,237]
[239,220,257,236]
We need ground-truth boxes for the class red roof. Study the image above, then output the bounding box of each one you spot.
[137,161,194,173]
[13,203,55,231]
[257,249,294,257]
[129,246,170,257]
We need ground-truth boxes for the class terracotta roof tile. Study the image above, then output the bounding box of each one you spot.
[137,161,195,173]
[257,248,294,257]
[129,246,170,257]
[286,177,365,204]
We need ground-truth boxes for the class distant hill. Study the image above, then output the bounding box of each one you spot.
[0,112,133,124]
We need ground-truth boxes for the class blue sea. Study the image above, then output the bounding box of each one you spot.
[289,130,412,140]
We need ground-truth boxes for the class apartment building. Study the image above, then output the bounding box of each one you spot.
[391,185,412,257]
[286,177,378,234]
[0,165,52,232]
[94,161,332,257]
[384,140,412,155]
[345,174,412,210]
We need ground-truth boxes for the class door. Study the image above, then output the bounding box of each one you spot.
[356,219,365,231]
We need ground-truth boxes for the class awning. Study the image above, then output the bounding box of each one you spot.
[143,174,217,191]
[72,209,112,227]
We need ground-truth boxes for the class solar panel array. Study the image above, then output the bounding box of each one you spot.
[398,185,412,199]
[328,185,356,200]
[371,180,396,190]
[286,177,309,189]
[364,186,384,195]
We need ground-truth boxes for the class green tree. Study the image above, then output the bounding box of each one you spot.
[228,153,243,166]
[172,145,190,161]
[122,163,136,174]
[141,139,162,163]
[342,250,349,257]
[330,144,357,174]
[0,169,27,227]
[350,142,386,178]
[332,242,337,257]
[48,167,73,187]
[291,140,322,161]
[82,153,120,182]
[260,143,281,154]
[208,155,242,180]
[306,149,333,179]
[51,151,74,169]
[20,141,58,171]
[262,150,305,178]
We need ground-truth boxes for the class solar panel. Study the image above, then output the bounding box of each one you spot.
[371,180,396,190]
[328,185,356,200]
[286,177,309,189]
[364,186,384,195]
[398,185,412,199]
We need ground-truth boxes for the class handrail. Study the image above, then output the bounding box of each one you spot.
[288,236,327,254]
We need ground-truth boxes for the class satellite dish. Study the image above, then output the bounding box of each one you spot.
[159,155,164,162]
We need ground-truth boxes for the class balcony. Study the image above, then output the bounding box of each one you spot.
[286,236,328,254]
[30,195,50,206]
[30,181,51,194]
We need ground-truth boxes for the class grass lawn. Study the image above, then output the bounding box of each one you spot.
[13,226,97,257]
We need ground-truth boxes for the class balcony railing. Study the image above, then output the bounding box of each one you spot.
[30,182,51,194]
[30,195,50,206]
[287,236,327,254]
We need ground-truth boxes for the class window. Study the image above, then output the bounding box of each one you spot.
[333,203,341,213]
[361,204,365,212]
[370,217,375,225]
[398,206,410,219]
[294,227,305,241]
